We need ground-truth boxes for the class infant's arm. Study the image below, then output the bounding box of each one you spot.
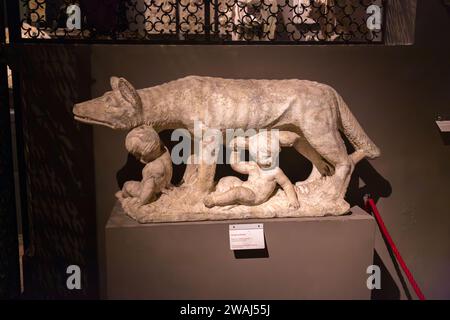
[275,169,300,209]
[142,160,165,180]
[160,148,173,168]
[278,131,300,147]
[138,179,156,206]
[139,160,165,205]
[229,150,257,175]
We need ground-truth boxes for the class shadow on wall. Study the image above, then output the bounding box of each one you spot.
[439,132,450,145]
[341,137,415,300]
[346,159,392,209]
[18,45,98,298]
[344,143,418,300]
[371,251,400,300]
[444,0,450,15]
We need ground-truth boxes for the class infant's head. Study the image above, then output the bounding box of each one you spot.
[248,130,280,170]
[125,125,162,163]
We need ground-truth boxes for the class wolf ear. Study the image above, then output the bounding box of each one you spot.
[110,76,142,108]
[110,76,120,91]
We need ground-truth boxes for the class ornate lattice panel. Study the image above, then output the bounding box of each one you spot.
[20,0,384,43]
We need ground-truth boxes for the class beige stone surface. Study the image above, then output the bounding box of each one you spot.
[73,75,380,223]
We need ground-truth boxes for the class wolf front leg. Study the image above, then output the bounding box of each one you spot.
[194,162,216,193]
[182,157,198,186]
[194,136,218,193]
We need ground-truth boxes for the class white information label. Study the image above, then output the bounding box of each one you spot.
[229,223,265,250]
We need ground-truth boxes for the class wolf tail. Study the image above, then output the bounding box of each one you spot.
[336,92,381,160]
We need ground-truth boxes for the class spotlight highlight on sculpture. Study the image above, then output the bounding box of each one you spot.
[73,75,380,223]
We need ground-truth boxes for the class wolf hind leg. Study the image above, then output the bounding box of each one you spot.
[291,135,334,189]
[302,126,354,201]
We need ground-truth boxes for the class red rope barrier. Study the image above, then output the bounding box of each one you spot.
[365,197,426,300]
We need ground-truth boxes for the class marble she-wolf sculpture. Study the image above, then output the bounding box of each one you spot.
[73,75,380,223]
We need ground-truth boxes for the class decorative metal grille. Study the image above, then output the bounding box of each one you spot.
[19,0,384,43]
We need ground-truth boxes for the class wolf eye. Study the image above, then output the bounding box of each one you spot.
[105,96,117,109]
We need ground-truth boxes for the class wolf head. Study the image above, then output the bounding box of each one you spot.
[73,77,143,130]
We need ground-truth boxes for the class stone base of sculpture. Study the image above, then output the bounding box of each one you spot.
[106,203,375,299]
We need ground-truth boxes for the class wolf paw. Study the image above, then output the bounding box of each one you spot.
[296,176,333,195]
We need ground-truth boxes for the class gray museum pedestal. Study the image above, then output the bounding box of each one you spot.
[106,203,376,299]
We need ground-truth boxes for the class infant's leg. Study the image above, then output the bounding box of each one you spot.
[204,186,256,207]
[215,176,244,193]
[139,179,156,205]
[122,181,142,198]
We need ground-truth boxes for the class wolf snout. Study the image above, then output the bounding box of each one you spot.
[73,102,85,117]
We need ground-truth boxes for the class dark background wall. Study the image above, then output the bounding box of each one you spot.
[88,0,450,299]
[17,45,98,298]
